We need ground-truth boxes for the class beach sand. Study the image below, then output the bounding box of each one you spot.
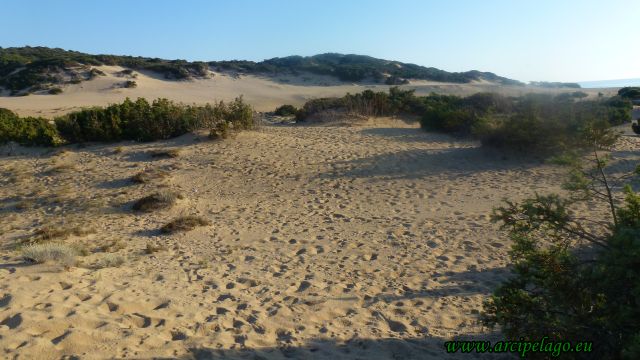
[2,116,635,359]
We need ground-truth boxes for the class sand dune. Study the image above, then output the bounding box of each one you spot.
[1,117,633,359]
[0,66,617,118]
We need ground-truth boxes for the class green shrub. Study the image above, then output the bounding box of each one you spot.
[0,108,63,146]
[482,151,640,358]
[123,80,137,88]
[55,97,253,143]
[274,104,298,116]
[618,87,640,100]
[132,190,183,212]
[48,87,63,95]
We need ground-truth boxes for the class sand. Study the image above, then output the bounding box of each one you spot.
[2,115,636,359]
[0,66,617,118]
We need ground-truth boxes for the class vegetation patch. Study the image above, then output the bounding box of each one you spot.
[22,243,78,267]
[160,215,211,234]
[29,225,95,243]
[132,190,183,212]
[274,104,298,117]
[132,168,171,184]
[149,148,181,158]
[94,254,125,268]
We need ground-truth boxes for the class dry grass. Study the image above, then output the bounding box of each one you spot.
[132,190,183,212]
[29,225,95,243]
[22,243,78,267]
[113,146,124,154]
[144,242,168,254]
[94,254,125,268]
[161,215,211,234]
[46,162,76,174]
[98,240,126,253]
[149,149,181,159]
[131,168,170,184]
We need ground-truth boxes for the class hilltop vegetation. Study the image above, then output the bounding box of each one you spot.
[0,46,522,95]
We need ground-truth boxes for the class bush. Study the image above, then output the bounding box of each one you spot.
[123,80,137,88]
[132,190,183,212]
[633,123,640,135]
[618,87,640,100]
[48,87,63,95]
[22,243,78,267]
[0,108,63,146]
[161,215,211,234]
[482,148,640,359]
[274,104,298,117]
[55,96,253,143]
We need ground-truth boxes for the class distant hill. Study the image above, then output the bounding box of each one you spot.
[0,46,523,95]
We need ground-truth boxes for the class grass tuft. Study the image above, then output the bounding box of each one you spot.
[161,215,211,234]
[22,243,78,267]
[132,190,183,212]
[131,168,170,184]
[94,254,125,268]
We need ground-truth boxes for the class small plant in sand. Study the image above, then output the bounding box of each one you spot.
[29,225,96,243]
[113,146,124,154]
[132,190,183,212]
[98,240,126,253]
[22,243,78,267]
[131,168,170,184]
[144,242,168,254]
[161,215,211,234]
[149,148,181,158]
[94,253,125,268]
[48,87,63,95]
[123,80,137,88]
[46,162,76,174]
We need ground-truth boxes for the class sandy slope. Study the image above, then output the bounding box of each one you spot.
[0,66,617,118]
[1,118,634,359]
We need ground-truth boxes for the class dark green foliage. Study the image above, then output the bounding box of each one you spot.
[123,80,137,88]
[483,139,640,359]
[55,96,253,143]
[274,104,298,117]
[385,76,409,85]
[48,87,63,95]
[0,108,62,146]
[618,87,640,100]
[296,87,421,121]
[633,123,640,135]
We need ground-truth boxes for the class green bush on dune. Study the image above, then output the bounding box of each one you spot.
[1,97,254,146]
[0,108,63,146]
[483,128,640,358]
[294,88,632,156]
[55,96,253,143]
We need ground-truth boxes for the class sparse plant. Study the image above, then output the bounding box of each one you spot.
[131,168,170,184]
[161,215,211,234]
[48,87,63,95]
[123,80,137,88]
[132,190,183,212]
[22,243,78,267]
[149,148,181,158]
[94,254,125,268]
[29,225,95,243]
[144,242,167,254]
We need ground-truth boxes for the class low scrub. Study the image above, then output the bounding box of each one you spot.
[274,104,298,117]
[94,254,125,268]
[161,215,211,234]
[0,108,63,146]
[132,190,183,212]
[22,243,78,267]
[55,96,253,143]
[29,225,95,243]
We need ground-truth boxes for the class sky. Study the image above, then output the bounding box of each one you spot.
[1,0,638,83]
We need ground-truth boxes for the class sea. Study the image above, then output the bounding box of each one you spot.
[579,78,640,89]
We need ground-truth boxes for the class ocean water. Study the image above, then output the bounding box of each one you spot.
[579,78,640,89]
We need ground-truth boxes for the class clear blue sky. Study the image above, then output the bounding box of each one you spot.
[2,0,638,82]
